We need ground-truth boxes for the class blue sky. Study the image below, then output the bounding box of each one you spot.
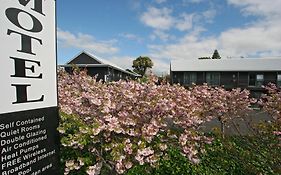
[57,0,281,74]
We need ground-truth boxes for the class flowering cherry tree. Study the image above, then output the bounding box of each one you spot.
[58,69,256,174]
[189,85,255,137]
[260,83,281,141]
[260,83,281,122]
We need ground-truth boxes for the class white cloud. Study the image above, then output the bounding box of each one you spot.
[57,29,135,71]
[150,30,174,41]
[219,23,281,58]
[58,1,281,75]
[155,0,167,4]
[140,6,217,41]
[149,19,281,73]
[191,0,204,3]
[141,6,196,32]
[176,13,194,31]
[176,9,217,28]
[183,0,205,4]
[140,7,174,30]
[119,33,143,43]
[227,0,281,19]
[146,0,281,73]
[220,0,281,57]
[151,58,171,75]
[140,7,195,41]
[57,28,119,55]
[202,9,217,23]
[148,33,217,62]
[107,56,135,70]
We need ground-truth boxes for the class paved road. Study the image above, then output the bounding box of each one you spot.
[199,110,274,135]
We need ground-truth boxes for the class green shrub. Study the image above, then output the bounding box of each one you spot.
[126,127,281,175]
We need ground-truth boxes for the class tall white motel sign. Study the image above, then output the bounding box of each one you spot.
[0,0,60,174]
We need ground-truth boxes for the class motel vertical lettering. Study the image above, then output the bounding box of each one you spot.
[5,0,45,104]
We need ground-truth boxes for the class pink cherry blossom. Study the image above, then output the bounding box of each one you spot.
[58,69,258,174]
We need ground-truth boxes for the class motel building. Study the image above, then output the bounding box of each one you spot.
[59,51,140,82]
[170,57,281,98]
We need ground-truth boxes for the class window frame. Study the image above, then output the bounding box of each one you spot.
[277,74,281,87]
[205,72,220,86]
[183,72,197,86]
[248,73,264,87]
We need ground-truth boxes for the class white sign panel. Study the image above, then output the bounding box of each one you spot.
[0,0,57,114]
[0,1,60,174]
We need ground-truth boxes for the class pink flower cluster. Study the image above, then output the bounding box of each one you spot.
[189,84,256,124]
[260,83,281,142]
[58,69,255,174]
[260,83,281,123]
[64,158,84,175]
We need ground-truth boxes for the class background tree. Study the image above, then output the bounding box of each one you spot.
[212,49,221,59]
[132,56,153,76]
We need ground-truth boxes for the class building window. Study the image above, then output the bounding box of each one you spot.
[249,73,264,87]
[117,73,122,79]
[249,74,256,86]
[277,74,281,87]
[206,72,220,86]
[256,74,264,87]
[183,72,197,86]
